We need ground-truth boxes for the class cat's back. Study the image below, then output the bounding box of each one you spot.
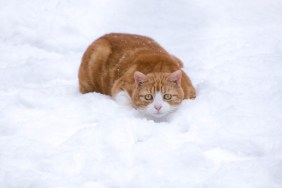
[101,33,181,74]
[79,33,164,94]
[102,33,165,53]
[78,33,187,96]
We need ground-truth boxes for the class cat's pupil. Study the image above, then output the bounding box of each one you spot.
[144,94,153,100]
[163,94,172,100]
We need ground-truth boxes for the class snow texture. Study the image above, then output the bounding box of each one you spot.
[1,0,282,187]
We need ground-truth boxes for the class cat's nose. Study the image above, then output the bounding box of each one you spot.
[154,105,162,111]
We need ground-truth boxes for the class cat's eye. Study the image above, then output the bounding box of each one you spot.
[163,94,172,100]
[144,94,153,100]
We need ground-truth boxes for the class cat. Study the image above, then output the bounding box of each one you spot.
[78,33,196,119]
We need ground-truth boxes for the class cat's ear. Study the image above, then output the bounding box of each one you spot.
[134,71,148,86]
[169,70,182,86]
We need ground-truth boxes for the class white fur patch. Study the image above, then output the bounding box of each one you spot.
[113,91,131,106]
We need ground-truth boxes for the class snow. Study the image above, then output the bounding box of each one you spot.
[1,0,282,187]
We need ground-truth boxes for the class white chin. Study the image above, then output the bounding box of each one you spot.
[147,112,168,119]
[138,109,167,119]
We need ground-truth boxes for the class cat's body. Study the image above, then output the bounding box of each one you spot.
[79,33,195,119]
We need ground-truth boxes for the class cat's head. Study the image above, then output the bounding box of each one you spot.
[132,70,184,119]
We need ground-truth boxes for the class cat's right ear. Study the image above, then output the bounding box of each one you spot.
[169,70,182,86]
[134,71,148,87]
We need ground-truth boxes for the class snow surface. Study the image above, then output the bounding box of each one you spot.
[1,0,282,187]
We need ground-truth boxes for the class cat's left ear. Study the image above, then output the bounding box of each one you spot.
[134,71,148,87]
[169,70,182,86]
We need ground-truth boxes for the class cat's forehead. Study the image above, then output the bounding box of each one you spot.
[140,81,176,93]
[137,72,178,92]
[147,72,170,77]
[146,72,170,82]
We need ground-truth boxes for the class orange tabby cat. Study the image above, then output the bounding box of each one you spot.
[78,33,196,118]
